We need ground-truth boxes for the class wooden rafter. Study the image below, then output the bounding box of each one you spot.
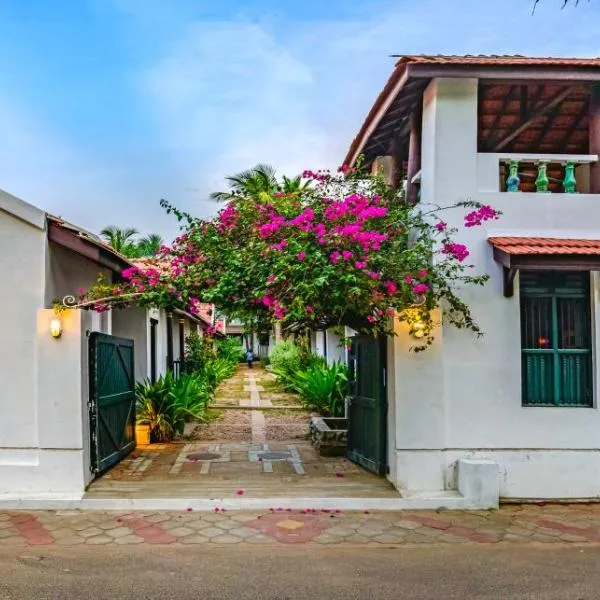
[531,103,565,150]
[493,87,574,151]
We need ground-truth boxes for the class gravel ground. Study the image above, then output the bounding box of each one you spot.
[192,409,252,441]
[265,410,312,440]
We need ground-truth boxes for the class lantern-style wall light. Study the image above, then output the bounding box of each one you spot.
[50,316,63,339]
[411,320,426,339]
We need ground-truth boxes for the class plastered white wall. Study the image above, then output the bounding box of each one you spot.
[390,77,600,498]
[111,307,149,381]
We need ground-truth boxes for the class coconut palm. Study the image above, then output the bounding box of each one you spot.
[210,165,312,204]
[209,164,279,204]
[137,233,164,257]
[100,226,139,257]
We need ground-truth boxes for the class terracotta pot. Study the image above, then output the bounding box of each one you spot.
[135,424,151,446]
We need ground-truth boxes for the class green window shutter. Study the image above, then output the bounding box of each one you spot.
[520,271,593,407]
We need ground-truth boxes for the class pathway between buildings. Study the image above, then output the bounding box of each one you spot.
[86,364,395,499]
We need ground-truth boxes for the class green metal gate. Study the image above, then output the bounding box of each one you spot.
[347,335,387,475]
[89,332,136,474]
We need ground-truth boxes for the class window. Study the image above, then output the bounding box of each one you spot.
[520,271,593,407]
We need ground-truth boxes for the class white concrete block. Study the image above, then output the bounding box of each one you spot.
[457,459,499,509]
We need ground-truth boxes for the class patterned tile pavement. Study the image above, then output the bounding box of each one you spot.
[4,504,600,547]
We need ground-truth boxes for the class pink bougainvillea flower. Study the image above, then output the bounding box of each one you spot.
[442,242,469,262]
[464,205,498,227]
[404,274,413,284]
[354,261,367,269]
[335,471,345,478]
[296,251,306,261]
[412,283,430,295]
[330,251,340,264]
[267,274,277,283]
[236,489,245,496]
[366,271,380,280]
[186,507,193,512]
[384,280,397,295]
[435,221,447,232]
[341,250,353,260]
[418,269,428,279]
[366,315,375,324]
[306,305,314,314]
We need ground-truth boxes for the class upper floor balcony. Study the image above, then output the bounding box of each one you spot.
[477,153,599,195]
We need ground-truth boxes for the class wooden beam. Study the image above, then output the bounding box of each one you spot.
[503,267,517,298]
[530,103,564,151]
[520,85,528,122]
[406,107,422,206]
[494,87,574,151]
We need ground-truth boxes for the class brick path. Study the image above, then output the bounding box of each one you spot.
[3,504,600,547]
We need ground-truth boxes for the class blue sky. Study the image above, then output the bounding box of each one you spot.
[0,0,599,241]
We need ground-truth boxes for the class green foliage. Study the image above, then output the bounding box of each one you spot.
[216,337,245,363]
[290,359,349,417]
[135,337,241,442]
[184,332,217,373]
[85,164,497,351]
[269,341,348,416]
[100,225,163,258]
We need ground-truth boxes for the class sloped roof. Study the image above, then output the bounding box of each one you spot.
[344,54,600,166]
[488,237,600,255]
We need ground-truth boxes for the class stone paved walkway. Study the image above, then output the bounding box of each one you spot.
[86,364,396,499]
[3,504,600,547]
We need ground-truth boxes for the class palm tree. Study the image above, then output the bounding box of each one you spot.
[137,233,164,257]
[100,226,139,257]
[210,164,279,204]
[210,165,312,204]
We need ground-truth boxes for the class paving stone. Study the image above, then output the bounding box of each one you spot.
[85,535,113,545]
[146,514,172,524]
[202,514,227,523]
[166,527,194,538]
[229,514,255,523]
[559,533,589,542]
[0,537,26,546]
[54,536,85,546]
[327,526,356,537]
[531,534,560,543]
[80,527,104,539]
[246,534,274,544]
[313,534,339,544]
[437,534,468,544]
[179,535,210,545]
[216,520,238,531]
[212,534,241,544]
[229,527,257,539]
[393,520,423,530]
[106,527,132,539]
[201,527,226,538]
[372,534,404,544]
[188,520,213,531]
[115,535,144,545]
[342,534,372,544]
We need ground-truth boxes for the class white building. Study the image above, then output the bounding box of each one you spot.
[345,55,600,500]
[0,190,209,499]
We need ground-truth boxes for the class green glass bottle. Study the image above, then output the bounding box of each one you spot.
[535,161,550,193]
[563,161,577,193]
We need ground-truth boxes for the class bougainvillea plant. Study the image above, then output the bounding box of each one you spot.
[80,162,499,349]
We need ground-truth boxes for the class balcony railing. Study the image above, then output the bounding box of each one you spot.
[477,153,598,194]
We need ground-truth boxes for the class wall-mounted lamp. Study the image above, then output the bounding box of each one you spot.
[50,317,63,338]
[411,320,426,339]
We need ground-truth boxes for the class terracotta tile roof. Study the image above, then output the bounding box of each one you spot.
[344,54,600,166]
[488,237,600,255]
[393,55,600,67]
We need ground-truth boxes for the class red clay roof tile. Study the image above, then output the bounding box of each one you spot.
[488,237,600,255]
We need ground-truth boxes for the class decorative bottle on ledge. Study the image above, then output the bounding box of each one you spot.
[506,160,520,192]
[535,161,550,193]
[563,161,577,193]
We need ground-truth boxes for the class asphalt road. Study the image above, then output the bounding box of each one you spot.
[0,544,598,599]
